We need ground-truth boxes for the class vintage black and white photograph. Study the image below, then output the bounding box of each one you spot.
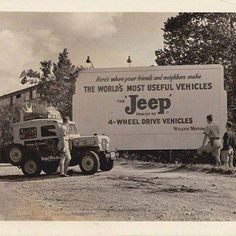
[0,0,236,235]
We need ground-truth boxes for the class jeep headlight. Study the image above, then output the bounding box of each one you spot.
[101,137,109,151]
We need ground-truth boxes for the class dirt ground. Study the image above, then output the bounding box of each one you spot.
[0,160,236,221]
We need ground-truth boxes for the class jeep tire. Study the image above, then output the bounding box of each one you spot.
[100,159,114,171]
[79,151,100,175]
[22,157,41,177]
[42,161,59,175]
[6,144,25,166]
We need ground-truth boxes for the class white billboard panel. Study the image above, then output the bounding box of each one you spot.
[73,65,227,150]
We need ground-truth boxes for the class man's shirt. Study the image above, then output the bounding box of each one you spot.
[203,123,220,139]
[222,131,236,150]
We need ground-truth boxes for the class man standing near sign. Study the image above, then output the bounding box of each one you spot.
[58,116,72,177]
[221,121,235,169]
[198,114,222,166]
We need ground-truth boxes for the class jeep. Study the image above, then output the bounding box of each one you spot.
[3,118,115,177]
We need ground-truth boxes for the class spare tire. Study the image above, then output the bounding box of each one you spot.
[5,144,25,166]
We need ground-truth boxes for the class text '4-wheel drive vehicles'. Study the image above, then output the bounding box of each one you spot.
[1,118,116,177]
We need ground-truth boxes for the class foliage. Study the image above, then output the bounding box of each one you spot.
[0,105,22,144]
[20,49,81,118]
[155,13,236,122]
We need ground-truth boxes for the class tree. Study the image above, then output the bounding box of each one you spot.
[20,49,81,118]
[155,13,236,122]
[0,105,21,144]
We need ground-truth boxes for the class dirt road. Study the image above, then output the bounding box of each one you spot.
[0,160,236,221]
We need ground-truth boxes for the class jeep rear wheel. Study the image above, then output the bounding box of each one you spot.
[100,159,114,171]
[42,162,59,175]
[79,151,100,175]
[6,144,25,166]
[22,158,41,177]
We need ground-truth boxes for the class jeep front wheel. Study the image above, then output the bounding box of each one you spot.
[22,158,41,177]
[79,151,100,175]
[42,162,59,175]
[100,159,114,171]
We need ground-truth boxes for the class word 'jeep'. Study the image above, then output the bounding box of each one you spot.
[4,118,115,176]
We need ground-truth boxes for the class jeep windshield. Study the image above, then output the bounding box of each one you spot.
[68,124,79,135]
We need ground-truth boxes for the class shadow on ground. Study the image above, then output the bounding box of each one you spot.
[126,161,186,173]
[120,160,236,176]
[0,170,84,182]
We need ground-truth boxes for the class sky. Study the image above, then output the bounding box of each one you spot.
[0,12,176,95]
[1,0,236,96]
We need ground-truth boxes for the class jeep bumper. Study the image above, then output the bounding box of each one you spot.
[105,151,119,160]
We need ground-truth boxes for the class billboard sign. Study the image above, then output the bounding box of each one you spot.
[73,65,227,150]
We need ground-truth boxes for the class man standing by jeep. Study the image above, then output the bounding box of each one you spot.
[58,116,71,177]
